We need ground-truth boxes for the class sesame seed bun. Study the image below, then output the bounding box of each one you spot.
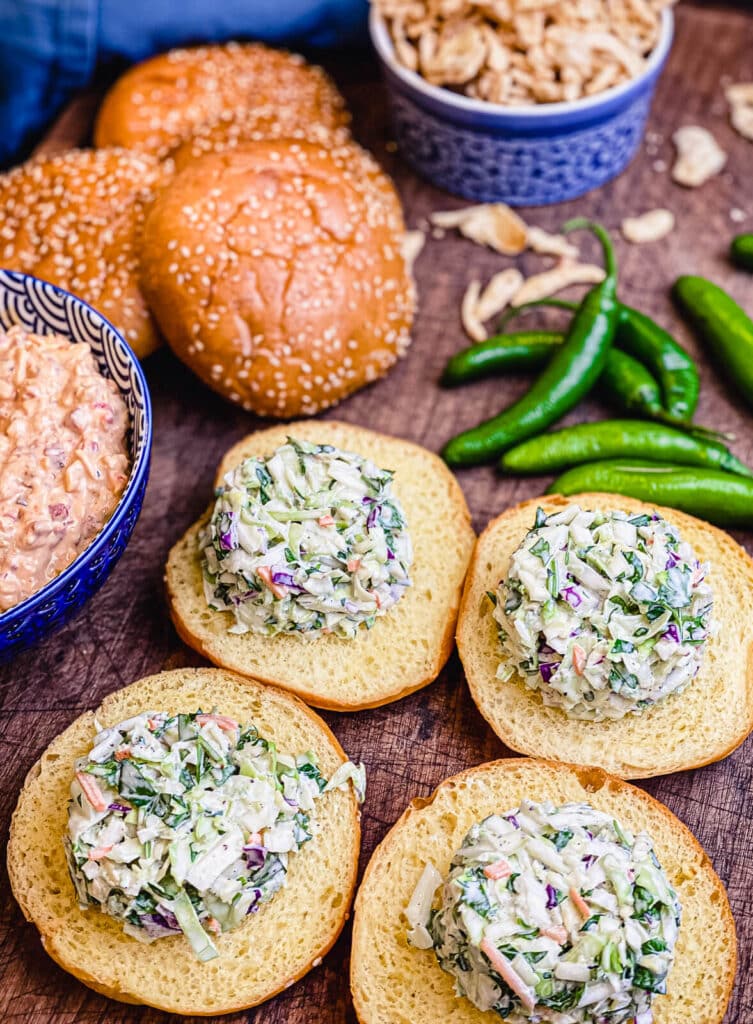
[169,111,349,173]
[94,42,350,161]
[0,148,168,358]
[139,140,415,418]
[7,667,361,1014]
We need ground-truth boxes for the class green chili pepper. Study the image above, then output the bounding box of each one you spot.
[441,331,562,385]
[615,306,699,422]
[496,297,576,329]
[441,332,658,416]
[730,233,753,271]
[500,298,699,422]
[442,220,618,467]
[599,348,665,419]
[673,275,753,410]
[547,459,753,528]
[442,327,680,423]
[500,420,752,477]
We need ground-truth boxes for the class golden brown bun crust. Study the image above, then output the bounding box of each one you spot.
[94,42,349,159]
[168,111,350,172]
[351,757,737,1024]
[165,421,475,710]
[139,140,415,418]
[0,148,167,358]
[7,668,360,1015]
[458,493,753,779]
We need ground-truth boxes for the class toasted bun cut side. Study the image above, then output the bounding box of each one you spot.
[351,758,736,1024]
[7,668,360,1015]
[458,494,753,779]
[94,42,349,159]
[139,139,415,419]
[0,148,168,358]
[166,422,475,710]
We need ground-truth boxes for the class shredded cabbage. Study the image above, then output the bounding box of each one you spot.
[492,505,713,721]
[200,438,413,640]
[408,800,680,1024]
[65,710,365,960]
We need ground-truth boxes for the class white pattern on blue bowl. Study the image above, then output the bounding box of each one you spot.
[0,271,152,660]
[370,9,673,206]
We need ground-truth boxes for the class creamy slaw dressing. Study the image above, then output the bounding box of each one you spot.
[65,710,365,960]
[492,506,713,721]
[406,801,680,1024]
[200,438,412,639]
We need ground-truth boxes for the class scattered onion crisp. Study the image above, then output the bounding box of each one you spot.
[402,230,426,275]
[461,279,486,342]
[526,226,579,260]
[430,203,528,254]
[476,268,524,322]
[461,268,524,340]
[672,126,727,188]
[510,260,605,307]
[726,82,753,143]
[621,208,675,244]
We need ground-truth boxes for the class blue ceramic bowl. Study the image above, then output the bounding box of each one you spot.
[370,9,673,206]
[0,271,152,660]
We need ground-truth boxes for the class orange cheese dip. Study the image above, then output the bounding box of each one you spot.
[0,327,130,611]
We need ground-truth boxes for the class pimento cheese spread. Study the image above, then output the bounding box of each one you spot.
[0,326,130,611]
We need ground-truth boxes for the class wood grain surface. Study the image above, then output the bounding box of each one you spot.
[2,4,753,1022]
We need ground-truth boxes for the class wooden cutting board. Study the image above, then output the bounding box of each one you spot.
[1,4,752,1022]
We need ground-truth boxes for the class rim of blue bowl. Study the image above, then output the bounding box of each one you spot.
[0,270,153,629]
[369,6,674,120]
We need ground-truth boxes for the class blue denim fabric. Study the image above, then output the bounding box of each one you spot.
[0,0,368,164]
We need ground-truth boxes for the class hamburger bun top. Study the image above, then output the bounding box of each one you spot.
[139,139,415,418]
[0,148,168,358]
[94,42,349,160]
[168,109,349,172]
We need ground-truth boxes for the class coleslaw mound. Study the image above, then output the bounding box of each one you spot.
[492,505,713,721]
[406,801,680,1024]
[65,710,365,961]
[200,438,413,640]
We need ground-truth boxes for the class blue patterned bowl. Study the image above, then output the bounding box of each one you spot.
[0,271,152,660]
[370,9,673,206]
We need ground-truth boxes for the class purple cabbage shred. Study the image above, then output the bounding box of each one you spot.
[271,570,297,588]
[244,845,267,869]
[539,662,556,683]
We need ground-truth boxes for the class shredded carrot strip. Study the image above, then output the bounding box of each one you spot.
[543,924,569,944]
[196,713,239,734]
[481,937,536,1011]
[75,771,108,812]
[88,844,114,861]
[484,859,512,880]
[569,886,591,919]
[256,565,287,599]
